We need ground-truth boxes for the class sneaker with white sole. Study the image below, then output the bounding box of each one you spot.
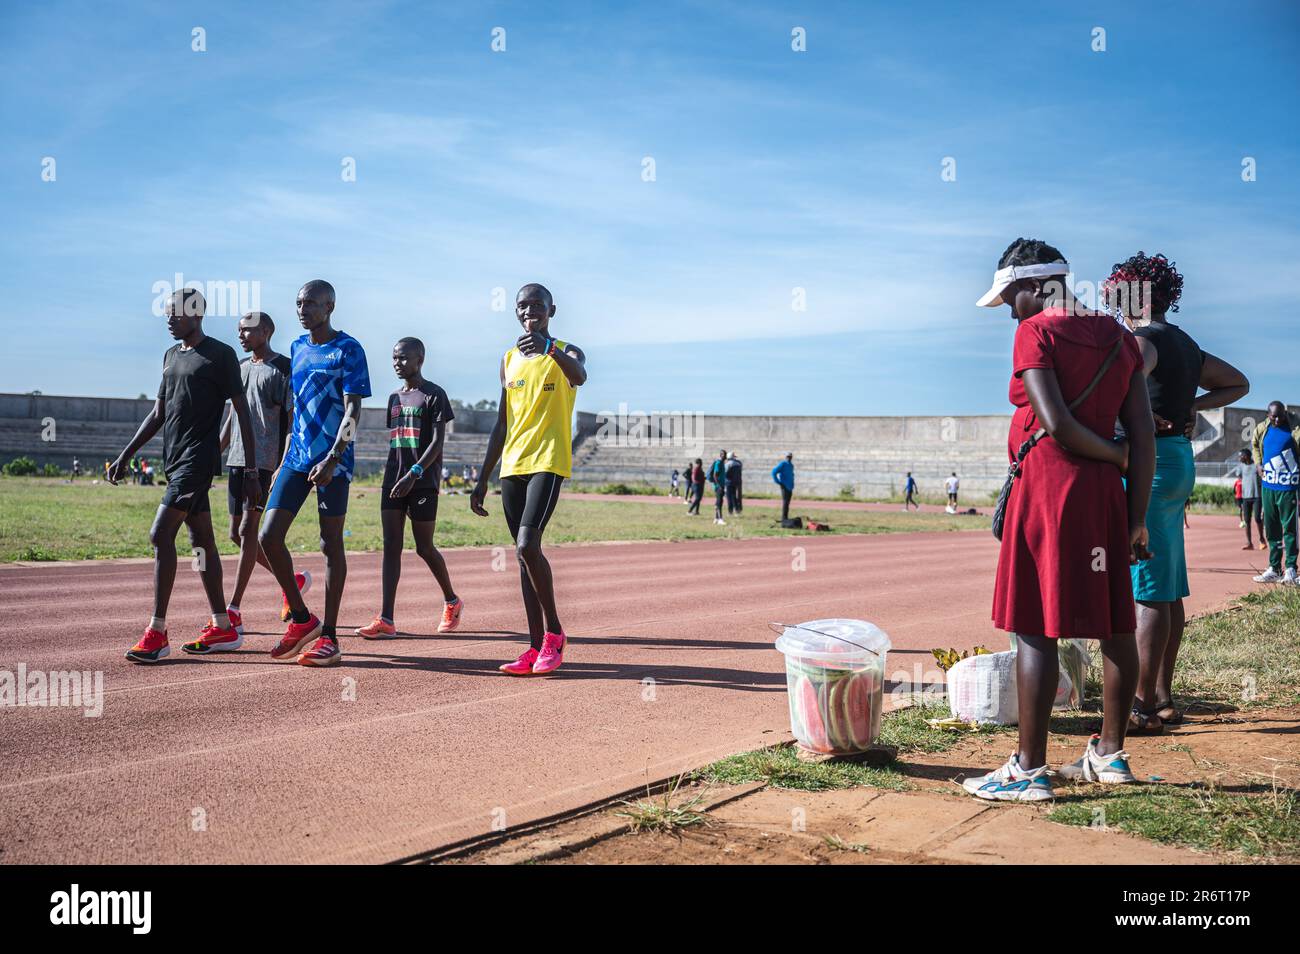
[1057,735,1136,784]
[962,753,1054,802]
[1254,567,1284,583]
[1285,568,1299,586]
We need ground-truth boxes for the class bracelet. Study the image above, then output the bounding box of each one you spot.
[409,463,424,478]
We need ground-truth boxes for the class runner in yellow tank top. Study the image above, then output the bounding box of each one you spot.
[471,283,586,677]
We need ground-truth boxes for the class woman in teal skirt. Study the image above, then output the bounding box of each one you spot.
[1105,253,1249,732]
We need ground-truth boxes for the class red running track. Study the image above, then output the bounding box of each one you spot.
[0,514,1266,863]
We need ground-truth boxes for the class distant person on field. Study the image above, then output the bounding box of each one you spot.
[441,464,451,489]
[103,459,111,481]
[669,467,680,497]
[945,472,959,512]
[687,458,705,515]
[903,471,918,511]
[772,452,794,521]
[1235,449,1264,550]
[708,448,728,525]
[71,457,81,479]
[1252,401,1300,584]
[683,460,694,506]
[129,456,140,484]
[725,451,743,514]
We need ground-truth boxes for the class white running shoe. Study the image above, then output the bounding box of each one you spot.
[962,753,1054,802]
[1058,735,1137,784]
[1254,567,1284,583]
[1285,568,1299,586]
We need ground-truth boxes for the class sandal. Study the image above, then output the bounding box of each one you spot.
[1128,704,1164,735]
[1152,698,1184,725]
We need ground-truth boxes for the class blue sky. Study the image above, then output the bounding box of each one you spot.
[2,1,1297,416]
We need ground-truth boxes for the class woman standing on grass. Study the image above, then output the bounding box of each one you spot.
[1104,253,1248,732]
[471,283,586,676]
[964,238,1155,802]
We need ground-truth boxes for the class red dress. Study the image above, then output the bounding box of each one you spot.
[992,308,1143,638]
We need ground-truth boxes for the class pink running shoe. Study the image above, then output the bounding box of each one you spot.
[500,647,540,676]
[532,631,566,674]
[437,598,464,633]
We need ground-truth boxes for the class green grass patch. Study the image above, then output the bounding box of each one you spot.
[692,703,971,793]
[1048,785,1300,860]
[1172,588,1300,710]
[614,776,713,833]
[693,743,910,792]
[0,476,988,562]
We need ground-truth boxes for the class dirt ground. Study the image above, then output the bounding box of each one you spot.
[446,706,1300,865]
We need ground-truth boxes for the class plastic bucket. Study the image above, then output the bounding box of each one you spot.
[772,619,891,755]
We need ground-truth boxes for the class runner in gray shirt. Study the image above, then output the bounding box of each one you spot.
[1236,449,1264,550]
[209,312,293,641]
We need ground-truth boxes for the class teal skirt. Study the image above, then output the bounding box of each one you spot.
[1131,436,1195,602]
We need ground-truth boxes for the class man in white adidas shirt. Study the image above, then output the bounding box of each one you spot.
[945,472,960,513]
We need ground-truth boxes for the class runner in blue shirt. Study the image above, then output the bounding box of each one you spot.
[258,280,372,667]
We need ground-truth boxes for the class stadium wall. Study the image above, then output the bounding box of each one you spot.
[0,394,1275,496]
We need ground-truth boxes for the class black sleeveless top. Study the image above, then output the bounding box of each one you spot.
[1133,321,1204,434]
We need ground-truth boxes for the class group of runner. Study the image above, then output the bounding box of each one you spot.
[110,281,584,676]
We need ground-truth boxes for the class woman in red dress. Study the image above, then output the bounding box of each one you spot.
[963,238,1155,802]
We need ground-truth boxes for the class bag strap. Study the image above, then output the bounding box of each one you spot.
[1015,336,1126,464]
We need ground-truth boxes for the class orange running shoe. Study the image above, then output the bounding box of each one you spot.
[437,598,464,633]
[355,616,396,639]
[270,614,322,662]
[279,570,313,622]
[125,627,169,664]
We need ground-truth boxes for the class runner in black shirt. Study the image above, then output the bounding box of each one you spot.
[355,337,463,638]
[109,288,262,663]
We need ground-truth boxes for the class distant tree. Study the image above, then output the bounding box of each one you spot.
[473,399,498,411]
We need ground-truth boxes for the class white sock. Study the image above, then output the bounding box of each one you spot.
[227,603,240,613]
[149,616,166,633]
[212,612,231,630]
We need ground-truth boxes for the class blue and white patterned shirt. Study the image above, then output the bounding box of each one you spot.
[283,331,371,480]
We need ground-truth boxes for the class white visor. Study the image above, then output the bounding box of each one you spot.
[976,261,1070,308]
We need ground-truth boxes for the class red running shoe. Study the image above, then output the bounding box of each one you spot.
[279,569,313,622]
[182,623,244,655]
[298,636,341,667]
[226,608,244,635]
[126,627,169,664]
[270,614,322,662]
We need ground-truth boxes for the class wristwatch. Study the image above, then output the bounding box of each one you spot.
[327,449,343,464]
[409,463,424,478]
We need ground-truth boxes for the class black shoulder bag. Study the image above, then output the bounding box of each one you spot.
[991,337,1125,541]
